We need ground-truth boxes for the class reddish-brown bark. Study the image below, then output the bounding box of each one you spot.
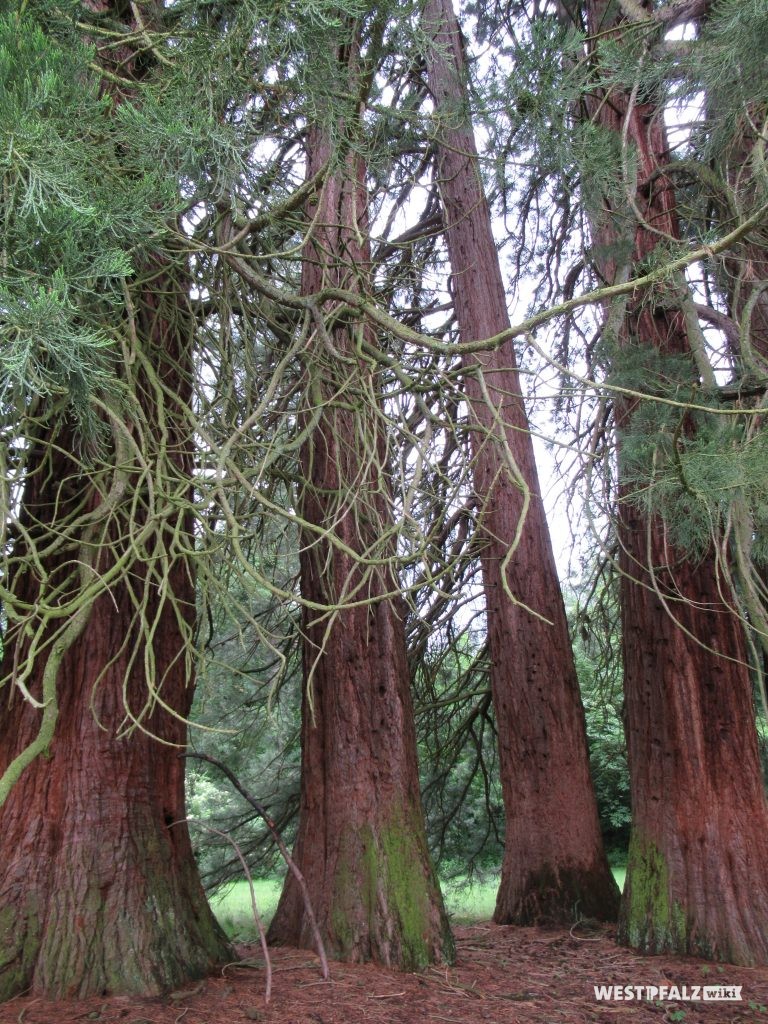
[0,260,231,999]
[423,0,619,926]
[583,0,768,965]
[0,6,231,997]
[266,122,453,969]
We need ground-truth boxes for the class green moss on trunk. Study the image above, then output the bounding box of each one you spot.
[619,834,687,953]
[379,813,447,970]
[330,807,454,970]
[0,898,41,1003]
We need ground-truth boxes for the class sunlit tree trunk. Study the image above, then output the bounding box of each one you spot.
[267,112,453,969]
[581,0,768,964]
[0,257,231,999]
[423,0,619,926]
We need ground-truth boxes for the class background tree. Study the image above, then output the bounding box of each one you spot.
[553,0,768,963]
[423,0,619,925]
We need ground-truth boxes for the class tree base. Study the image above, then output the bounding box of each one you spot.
[493,860,621,926]
[618,832,768,967]
[269,809,455,971]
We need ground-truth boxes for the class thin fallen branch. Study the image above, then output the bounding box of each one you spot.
[181,751,330,981]
[183,819,272,1003]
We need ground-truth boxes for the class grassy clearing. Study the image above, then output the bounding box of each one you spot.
[209,878,284,941]
[210,867,627,941]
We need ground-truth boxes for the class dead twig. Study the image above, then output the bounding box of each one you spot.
[181,751,330,982]
[183,820,272,1003]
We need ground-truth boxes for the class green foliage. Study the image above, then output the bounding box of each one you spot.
[689,0,768,172]
[618,403,768,568]
[653,422,768,565]
[0,16,112,413]
[570,595,631,855]
[187,531,303,887]
[597,330,768,567]
[0,17,101,223]
[187,657,301,887]
[487,16,583,164]
[0,273,118,414]
[603,334,696,397]
[479,16,596,223]
[0,8,174,427]
[415,636,504,875]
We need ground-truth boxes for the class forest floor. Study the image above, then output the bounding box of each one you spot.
[3,923,768,1024]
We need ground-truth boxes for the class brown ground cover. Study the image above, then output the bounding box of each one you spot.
[3,924,767,1024]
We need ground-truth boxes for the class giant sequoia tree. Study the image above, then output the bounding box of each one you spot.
[423,0,619,924]
[564,0,768,963]
[267,35,453,969]
[0,5,230,998]
[5,0,768,999]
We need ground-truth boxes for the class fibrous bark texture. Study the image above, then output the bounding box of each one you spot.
[267,120,453,970]
[423,0,619,926]
[618,505,768,965]
[0,264,231,999]
[583,0,768,965]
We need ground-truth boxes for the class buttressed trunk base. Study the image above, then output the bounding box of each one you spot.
[0,575,230,1000]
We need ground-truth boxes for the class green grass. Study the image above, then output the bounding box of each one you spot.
[442,875,499,925]
[442,866,627,925]
[209,867,627,940]
[209,877,284,940]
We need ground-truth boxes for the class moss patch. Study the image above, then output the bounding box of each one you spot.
[620,833,687,953]
[330,809,454,970]
[379,813,438,970]
[0,895,41,1001]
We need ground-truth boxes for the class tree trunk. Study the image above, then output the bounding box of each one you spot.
[618,503,768,964]
[267,117,453,969]
[582,0,768,964]
[423,0,619,926]
[0,256,231,999]
[0,5,231,997]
